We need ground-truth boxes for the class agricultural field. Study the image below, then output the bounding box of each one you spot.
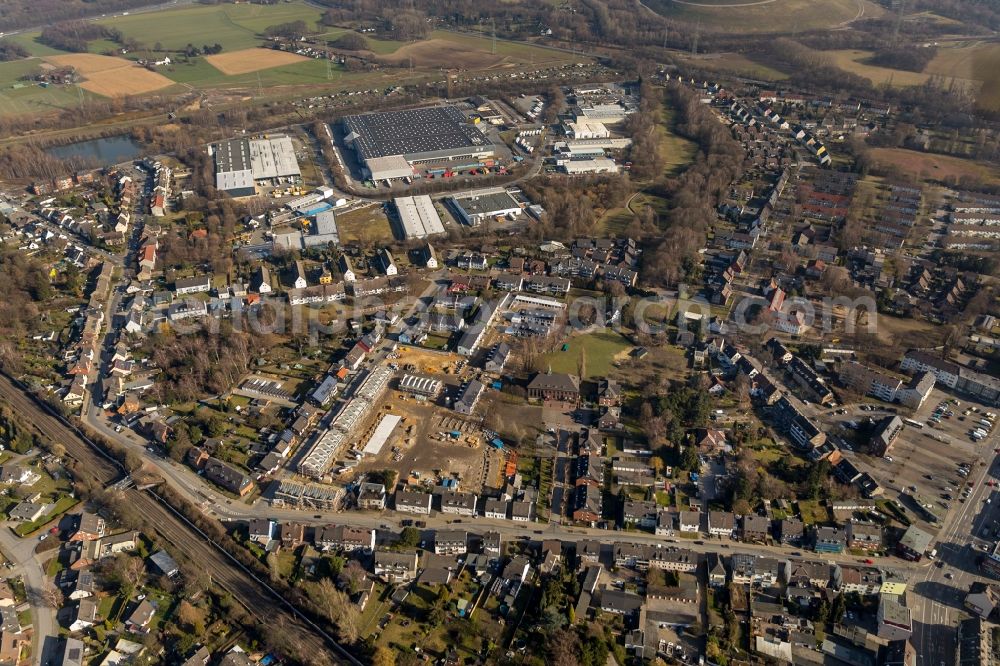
[0,0,584,118]
[205,48,311,76]
[643,0,882,33]
[869,147,1000,187]
[822,50,938,87]
[45,54,175,96]
[0,58,98,116]
[808,41,1000,113]
[923,41,1000,113]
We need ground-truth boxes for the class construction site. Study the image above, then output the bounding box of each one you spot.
[320,345,513,494]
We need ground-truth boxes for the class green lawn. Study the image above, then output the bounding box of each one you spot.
[596,207,636,235]
[659,103,699,176]
[92,1,327,53]
[539,330,632,379]
[796,500,830,526]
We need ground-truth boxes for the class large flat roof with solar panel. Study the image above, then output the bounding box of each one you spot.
[212,135,301,196]
[342,105,495,180]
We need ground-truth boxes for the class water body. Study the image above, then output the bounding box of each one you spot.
[46,135,144,166]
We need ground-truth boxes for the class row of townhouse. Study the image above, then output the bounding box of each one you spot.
[392,489,537,522]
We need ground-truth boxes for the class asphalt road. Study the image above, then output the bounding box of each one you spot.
[0,527,58,666]
[910,435,1000,666]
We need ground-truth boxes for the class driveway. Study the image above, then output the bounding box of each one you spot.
[0,526,58,665]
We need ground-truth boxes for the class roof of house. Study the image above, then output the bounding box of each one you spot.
[528,372,580,393]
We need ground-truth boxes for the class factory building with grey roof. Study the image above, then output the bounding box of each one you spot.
[211,135,301,196]
[342,105,496,181]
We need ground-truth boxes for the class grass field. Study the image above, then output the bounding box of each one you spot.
[0,58,98,116]
[824,50,937,87]
[925,42,1000,113]
[93,1,327,53]
[869,147,1000,186]
[644,0,883,32]
[812,41,1000,112]
[540,330,632,379]
[334,205,394,244]
[670,52,789,81]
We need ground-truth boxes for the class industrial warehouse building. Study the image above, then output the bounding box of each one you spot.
[212,135,301,196]
[559,157,620,175]
[451,190,523,226]
[342,105,495,181]
[394,195,446,239]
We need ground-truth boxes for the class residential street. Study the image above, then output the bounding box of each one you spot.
[0,526,58,666]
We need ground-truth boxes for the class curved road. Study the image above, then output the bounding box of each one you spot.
[0,528,57,666]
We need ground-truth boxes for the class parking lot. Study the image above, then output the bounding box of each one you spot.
[832,388,1000,532]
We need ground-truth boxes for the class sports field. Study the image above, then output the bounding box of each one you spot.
[206,48,311,76]
[643,0,883,33]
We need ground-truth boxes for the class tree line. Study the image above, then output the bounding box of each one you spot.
[39,21,125,53]
[0,0,165,32]
[641,82,745,288]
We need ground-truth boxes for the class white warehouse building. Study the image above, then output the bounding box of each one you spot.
[394,195,446,239]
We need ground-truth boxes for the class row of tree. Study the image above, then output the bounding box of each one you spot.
[641,82,745,288]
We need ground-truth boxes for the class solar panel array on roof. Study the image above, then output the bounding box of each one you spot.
[343,105,494,162]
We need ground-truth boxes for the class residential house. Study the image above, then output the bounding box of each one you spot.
[125,599,156,634]
[678,511,701,533]
[251,266,271,294]
[248,519,275,546]
[69,599,98,632]
[373,551,419,583]
[395,490,432,514]
[965,583,1000,619]
[813,526,846,554]
[357,483,387,510]
[316,525,375,552]
[482,531,502,558]
[511,501,535,522]
[742,515,772,544]
[71,513,106,542]
[434,529,467,555]
[440,492,478,517]
[572,485,602,525]
[708,511,735,538]
[776,517,804,546]
[483,499,509,519]
[69,570,96,601]
[846,521,883,551]
[877,595,913,641]
[203,458,254,497]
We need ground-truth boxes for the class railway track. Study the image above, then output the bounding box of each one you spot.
[0,373,361,665]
